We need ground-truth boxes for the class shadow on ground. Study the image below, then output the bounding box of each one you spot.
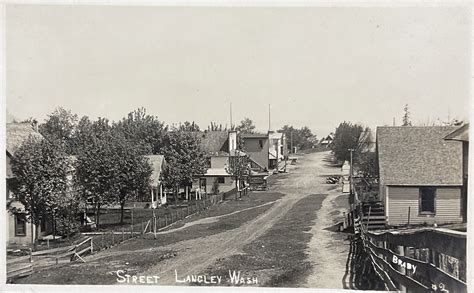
[342,235,386,291]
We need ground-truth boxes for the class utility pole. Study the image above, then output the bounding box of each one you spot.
[230,103,233,130]
[348,148,355,195]
[268,104,271,132]
[290,131,294,154]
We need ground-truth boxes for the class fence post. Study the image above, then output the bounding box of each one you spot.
[396,245,407,291]
[29,248,32,263]
[122,227,125,242]
[101,233,104,248]
[90,238,94,254]
[407,206,411,226]
[141,222,144,236]
[112,231,115,246]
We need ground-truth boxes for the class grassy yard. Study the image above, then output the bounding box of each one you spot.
[200,193,324,287]
[12,191,283,284]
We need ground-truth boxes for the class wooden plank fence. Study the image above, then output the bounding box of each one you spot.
[7,237,93,281]
[359,222,467,292]
[7,192,233,282]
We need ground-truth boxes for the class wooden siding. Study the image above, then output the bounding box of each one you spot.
[387,186,462,226]
[243,138,269,169]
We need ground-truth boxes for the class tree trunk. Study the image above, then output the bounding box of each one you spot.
[120,201,125,225]
[96,203,101,231]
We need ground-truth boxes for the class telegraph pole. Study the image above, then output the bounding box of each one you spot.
[268,104,271,132]
[230,103,233,130]
[348,148,355,195]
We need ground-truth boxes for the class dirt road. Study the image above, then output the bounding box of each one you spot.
[137,151,350,286]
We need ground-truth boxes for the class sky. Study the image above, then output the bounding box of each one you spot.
[6,5,472,136]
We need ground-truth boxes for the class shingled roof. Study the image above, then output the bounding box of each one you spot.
[377,126,462,186]
[189,131,229,154]
[6,123,43,156]
[444,124,469,142]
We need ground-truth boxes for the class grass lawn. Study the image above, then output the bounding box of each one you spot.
[12,191,283,285]
[200,193,324,287]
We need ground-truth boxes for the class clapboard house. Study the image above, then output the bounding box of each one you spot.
[377,126,463,226]
[6,123,52,245]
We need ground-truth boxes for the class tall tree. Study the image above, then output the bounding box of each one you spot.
[331,122,370,163]
[161,131,207,205]
[176,121,201,132]
[402,104,412,126]
[236,118,256,134]
[114,108,167,155]
[75,129,117,230]
[279,125,317,150]
[113,136,153,224]
[10,137,70,245]
[39,107,78,153]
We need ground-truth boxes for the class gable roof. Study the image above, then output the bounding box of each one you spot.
[377,126,462,186]
[6,123,44,156]
[144,155,165,187]
[241,133,268,139]
[444,124,469,142]
[188,131,229,154]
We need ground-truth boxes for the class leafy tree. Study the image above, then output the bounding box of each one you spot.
[331,122,370,163]
[113,136,153,224]
[10,136,70,245]
[75,131,117,230]
[161,131,207,205]
[402,104,412,126]
[175,121,200,132]
[356,151,379,179]
[279,125,317,150]
[39,107,78,153]
[226,152,251,199]
[236,118,256,134]
[114,108,167,155]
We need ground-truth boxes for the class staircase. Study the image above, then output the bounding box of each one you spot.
[360,201,386,230]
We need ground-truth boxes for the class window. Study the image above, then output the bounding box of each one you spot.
[218,177,225,184]
[15,214,27,236]
[419,187,436,214]
[259,140,263,148]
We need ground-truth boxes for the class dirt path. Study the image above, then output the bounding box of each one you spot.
[156,200,277,235]
[305,182,351,288]
[138,151,346,285]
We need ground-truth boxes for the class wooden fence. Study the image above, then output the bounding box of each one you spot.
[359,223,467,292]
[7,237,93,281]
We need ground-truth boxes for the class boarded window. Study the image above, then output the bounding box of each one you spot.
[419,187,436,214]
[218,177,225,184]
[15,214,27,236]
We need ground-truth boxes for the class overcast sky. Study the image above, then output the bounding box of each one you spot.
[6,5,471,136]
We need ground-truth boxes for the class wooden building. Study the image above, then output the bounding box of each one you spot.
[6,123,52,246]
[444,123,469,222]
[241,133,269,171]
[377,126,463,226]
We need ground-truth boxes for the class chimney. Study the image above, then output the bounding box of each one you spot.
[228,131,237,154]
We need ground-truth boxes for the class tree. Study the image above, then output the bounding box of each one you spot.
[176,121,200,132]
[39,107,78,153]
[279,125,317,150]
[236,118,256,134]
[161,131,207,205]
[10,136,70,245]
[331,122,370,163]
[114,108,167,155]
[226,152,251,199]
[113,136,153,224]
[356,151,379,179]
[402,104,412,126]
[75,131,118,230]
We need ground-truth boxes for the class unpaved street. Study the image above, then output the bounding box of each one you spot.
[140,151,350,286]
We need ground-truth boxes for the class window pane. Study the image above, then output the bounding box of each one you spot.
[420,187,436,213]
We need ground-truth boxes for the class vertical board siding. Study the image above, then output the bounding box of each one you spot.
[387,186,462,226]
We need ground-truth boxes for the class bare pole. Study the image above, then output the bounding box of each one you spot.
[349,148,355,195]
[268,104,271,132]
[230,102,233,130]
